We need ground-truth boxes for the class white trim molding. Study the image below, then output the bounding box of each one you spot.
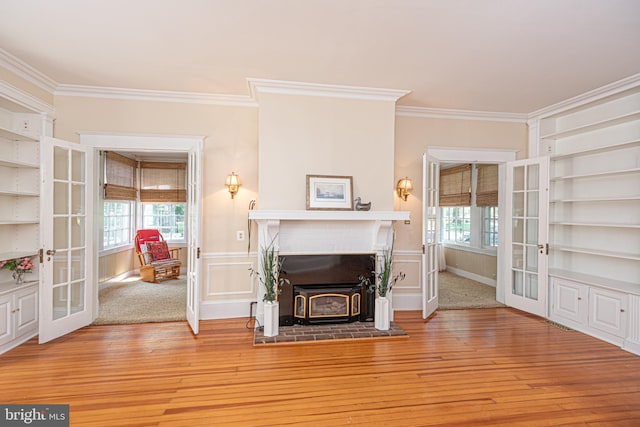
[56,84,257,107]
[0,48,58,94]
[247,78,411,102]
[0,81,55,116]
[396,105,528,123]
[528,72,640,120]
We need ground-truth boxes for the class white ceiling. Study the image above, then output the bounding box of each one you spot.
[1,0,639,114]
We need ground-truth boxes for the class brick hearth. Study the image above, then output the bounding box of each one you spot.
[253,321,408,345]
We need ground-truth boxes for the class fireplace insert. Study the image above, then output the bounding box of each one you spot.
[294,285,361,324]
[279,253,375,326]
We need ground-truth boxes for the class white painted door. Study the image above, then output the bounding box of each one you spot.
[422,153,440,318]
[186,141,202,334]
[39,137,93,343]
[504,157,548,317]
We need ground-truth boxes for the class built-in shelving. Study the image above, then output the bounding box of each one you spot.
[541,111,640,139]
[551,245,640,261]
[549,268,639,296]
[550,196,640,203]
[542,84,640,299]
[550,139,640,160]
[0,125,38,142]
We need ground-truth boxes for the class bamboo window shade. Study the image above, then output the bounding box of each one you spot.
[476,164,499,207]
[139,162,187,203]
[439,164,471,207]
[104,151,137,201]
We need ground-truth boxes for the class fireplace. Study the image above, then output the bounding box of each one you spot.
[247,210,410,328]
[279,253,375,326]
[294,285,361,324]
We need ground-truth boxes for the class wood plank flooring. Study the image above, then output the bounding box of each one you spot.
[1,308,639,426]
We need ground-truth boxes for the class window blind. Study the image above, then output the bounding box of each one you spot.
[439,164,471,207]
[139,161,187,203]
[476,164,499,207]
[104,151,137,201]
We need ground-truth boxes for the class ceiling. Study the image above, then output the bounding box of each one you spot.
[1,0,639,114]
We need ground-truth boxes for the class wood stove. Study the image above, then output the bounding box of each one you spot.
[279,254,375,326]
[294,285,361,324]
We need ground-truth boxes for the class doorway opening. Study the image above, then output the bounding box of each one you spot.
[80,133,203,333]
[422,147,517,317]
[95,150,188,325]
[438,162,502,309]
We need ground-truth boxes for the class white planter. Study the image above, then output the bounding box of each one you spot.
[263,301,279,337]
[375,297,390,331]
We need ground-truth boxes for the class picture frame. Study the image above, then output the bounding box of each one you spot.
[306,175,354,211]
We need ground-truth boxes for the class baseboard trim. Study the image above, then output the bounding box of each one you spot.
[392,293,422,311]
[445,267,496,287]
[200,298,257,320]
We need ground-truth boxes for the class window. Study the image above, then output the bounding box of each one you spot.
[440,163,499,252]
[141,203,185,241]
[442,207,471,244]
[103,201,133,249]
[482,206,499,247]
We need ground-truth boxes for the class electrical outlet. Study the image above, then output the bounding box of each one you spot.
[236,230,245,241]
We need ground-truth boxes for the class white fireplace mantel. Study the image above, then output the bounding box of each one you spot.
[248,210,409,222]
[249,209,409,325]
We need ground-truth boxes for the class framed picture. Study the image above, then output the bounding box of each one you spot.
[306,175,354,210]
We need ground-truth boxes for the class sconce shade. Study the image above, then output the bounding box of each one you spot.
[225,172,241,199]
[396,177,413,201]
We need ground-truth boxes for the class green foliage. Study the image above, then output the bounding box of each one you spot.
[250,236,290,303]
[359,235,405,298]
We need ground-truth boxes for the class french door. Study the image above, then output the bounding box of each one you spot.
[186,141,202,334]
[422,153,440,319]
[504,157,549,317]
[39,137,94,343]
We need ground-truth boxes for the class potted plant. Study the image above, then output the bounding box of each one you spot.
[0,256,34,284]
[361,236,405,330]
[250,237,289,337]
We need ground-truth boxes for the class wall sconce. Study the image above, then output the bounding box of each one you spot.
[396,177,413,201]
[225,172,241,199]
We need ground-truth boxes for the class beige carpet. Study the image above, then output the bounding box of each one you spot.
[93,275,187,325]
[439,271,504,309]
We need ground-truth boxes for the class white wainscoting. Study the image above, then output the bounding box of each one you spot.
[199,252,257,320]
[391,254,423,311]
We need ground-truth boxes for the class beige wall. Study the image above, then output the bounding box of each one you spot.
[392,115,528,284]
[257,92,397,210]
[53,95,259,298]
[444,248,498,282]
[54,95,259,255]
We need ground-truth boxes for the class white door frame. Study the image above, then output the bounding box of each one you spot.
[79,132,205,323]
[426,147,517,304]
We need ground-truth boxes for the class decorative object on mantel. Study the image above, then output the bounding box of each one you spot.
[225,172,241,199]
[0,256,34,284]
[396,176,413,201]
[360,235,405,331]
[306,174,354,210]
[354,197,371,211]
[250,236,290,337]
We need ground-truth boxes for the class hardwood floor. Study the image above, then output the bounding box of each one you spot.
[1,308,639,426]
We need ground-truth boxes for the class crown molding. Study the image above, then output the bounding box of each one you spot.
[528,72,640,119]
[0,48,58,94]
[395,105,528,123]
[0,81,55,115]
[55,84,258,107]
[247,78,411,102]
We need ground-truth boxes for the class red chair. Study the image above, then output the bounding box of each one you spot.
[134,229,182,283]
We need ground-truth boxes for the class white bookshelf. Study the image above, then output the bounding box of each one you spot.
[540,83,640,355]
[0,98,42,286]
